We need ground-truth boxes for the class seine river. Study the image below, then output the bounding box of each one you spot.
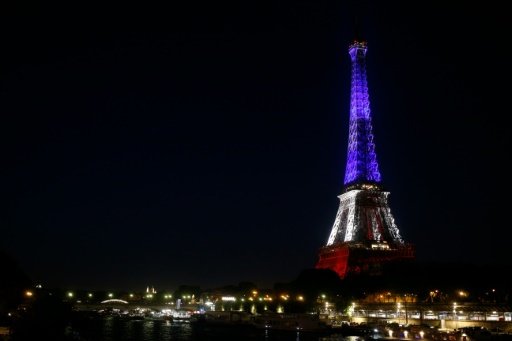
[66,316,512,341]
[69,317,355,341]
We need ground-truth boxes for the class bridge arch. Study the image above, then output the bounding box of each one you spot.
[100,299,128,304]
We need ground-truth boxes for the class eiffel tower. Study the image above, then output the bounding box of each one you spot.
[315,40,414,279]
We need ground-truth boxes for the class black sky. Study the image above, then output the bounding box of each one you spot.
[1,1,510,291]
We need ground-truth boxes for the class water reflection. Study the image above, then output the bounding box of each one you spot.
[73,317,363,341]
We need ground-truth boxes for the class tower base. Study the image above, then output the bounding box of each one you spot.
[315,242,415,279]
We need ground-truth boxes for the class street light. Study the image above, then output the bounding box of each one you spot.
[453,302,458,329]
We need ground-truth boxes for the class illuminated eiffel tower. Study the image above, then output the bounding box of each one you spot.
[315,40,414,279]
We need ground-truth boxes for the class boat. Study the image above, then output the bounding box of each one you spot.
[171,309,193,322]
[128,313,145,320]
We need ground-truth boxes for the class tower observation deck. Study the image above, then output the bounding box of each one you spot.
[315,41,414,279]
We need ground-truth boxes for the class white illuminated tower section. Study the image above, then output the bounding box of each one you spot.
[316,40,414,279]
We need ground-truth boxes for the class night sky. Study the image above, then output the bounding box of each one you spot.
[1,1,510,291]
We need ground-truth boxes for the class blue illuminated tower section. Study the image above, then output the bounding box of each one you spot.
[316,40,414,279]
[344,41,381,186]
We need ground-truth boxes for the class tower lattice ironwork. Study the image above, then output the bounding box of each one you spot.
[316,40,414,279]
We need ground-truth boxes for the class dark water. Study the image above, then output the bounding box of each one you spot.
[68,317,512,341]
[70,317,352,341]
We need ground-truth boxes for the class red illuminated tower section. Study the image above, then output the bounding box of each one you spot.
[315,40,414,279]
